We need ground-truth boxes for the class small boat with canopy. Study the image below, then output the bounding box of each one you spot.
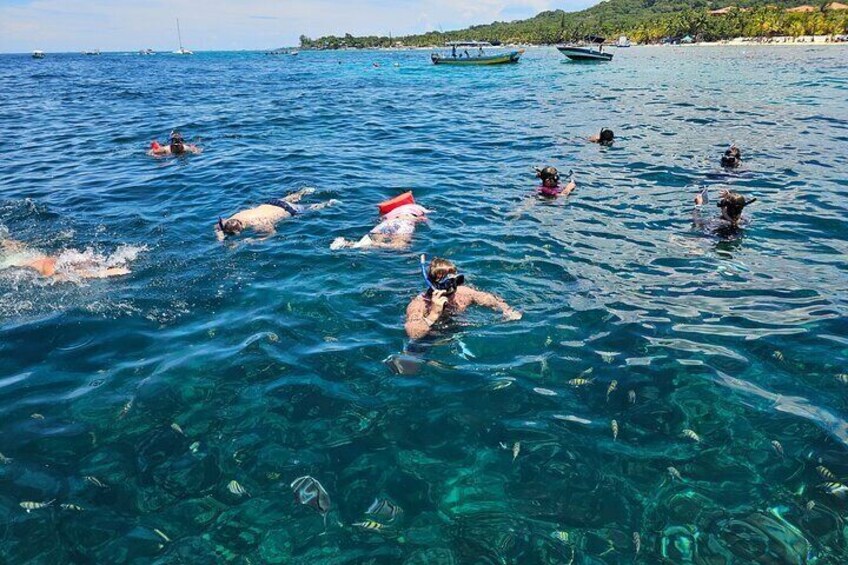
[431,41,524,66]
[557,36,613,62]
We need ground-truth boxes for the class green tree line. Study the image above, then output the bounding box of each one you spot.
[299,3,848,48]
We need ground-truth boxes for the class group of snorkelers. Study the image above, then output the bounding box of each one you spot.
[1,128,756,339]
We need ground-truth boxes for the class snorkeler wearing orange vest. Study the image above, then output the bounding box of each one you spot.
[148,131,202,157]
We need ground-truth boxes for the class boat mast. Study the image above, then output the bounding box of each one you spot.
[177,18,183,51]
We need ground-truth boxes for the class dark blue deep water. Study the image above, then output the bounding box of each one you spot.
[1,46,847,563]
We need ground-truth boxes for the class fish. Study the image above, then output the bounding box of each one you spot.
[836,374,848,384]
[60,504,84,511]
[773,351,784,362]
[606,380,617,402]
[512,442,520,462]
[633,531,641,554]
[154,528,171,543]
[118,398,133,419]
[681,429,701,443]
[267,471,281,481]
[20,500,54,513]
[628,390,636,404]
[291,475,331,518]
[553,414,592,425]
[455,339,475,360]
[552,530,569,543]
[491,379,513,391]
[0,452,11,464]
[819,482,848,498]
[817,465,837,481]
[189,441,200,454]
[805,500,816,512]
[668,467,683,481]
[533,387,558,396]
[227,480,249,497]
[353,520,387,531]
[170,423,185,436]
[771,440,784,457]
[84,476,108,488]
[366,498,401,522]
[611,420,619,441]
[567,378,593,387]
[31,413,44,420]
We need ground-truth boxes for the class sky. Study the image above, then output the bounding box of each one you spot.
[0,0,600,53]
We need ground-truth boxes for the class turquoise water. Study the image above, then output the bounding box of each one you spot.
[1,45,847,563]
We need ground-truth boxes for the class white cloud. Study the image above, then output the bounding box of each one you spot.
[0,0,597,52]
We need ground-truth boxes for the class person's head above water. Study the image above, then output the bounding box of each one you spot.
[720,145,741,168]
[717,189,756,224]
[219,217,244,236]
[423,256,465,296]
[599,128,614,145]
[169,131,186,155]
[536,166,560,188]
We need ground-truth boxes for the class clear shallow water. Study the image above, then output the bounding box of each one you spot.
[1,45,847,563]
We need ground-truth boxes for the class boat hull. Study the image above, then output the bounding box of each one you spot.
[432,50,523,66]
[556,46,613,62]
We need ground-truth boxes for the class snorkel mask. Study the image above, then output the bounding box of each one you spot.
[420,254,465,295]
[535,166,560,187]
[169,131,185,154]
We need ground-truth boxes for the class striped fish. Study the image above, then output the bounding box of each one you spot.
[567,378,593,387]
[606,380,617,402]
[60,504,85,511]
[628,390,636,404]
[771,440,784,457]
[84,476,108,488]
[512,442,521,461]
[668,467,683,481]
[681,429,700,443]
[633,531,641,554]
[611,420,619,441]
[817,466,837,481]
[0,452,11,464]
[227,480,249,497]
[354,520,387,531]
[170,423,185,436]
[20,500,54,513]
[819,482,848,498]
[366,498,401,522]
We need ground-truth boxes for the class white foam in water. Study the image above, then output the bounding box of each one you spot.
[54,244,146,277]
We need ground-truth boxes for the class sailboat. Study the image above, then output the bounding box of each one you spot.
[173,19,193,55]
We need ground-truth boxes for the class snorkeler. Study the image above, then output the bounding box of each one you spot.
[331,194,429,250]
[216,188,339,240]
[589,128,615,146]
[693,187,757,228]
[536,166,576,198]
[720,145,741,168]
[0,239,133,279]
[148,131,202,157]
[404,256,521,340]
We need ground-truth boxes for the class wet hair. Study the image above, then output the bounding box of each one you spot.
[427,258,457,284]
[220,218,244,235]
[536,166,560,187]
[718,191,756,223]
[169,131,186,155]
[721,145,741,168]
[599,128,614,145]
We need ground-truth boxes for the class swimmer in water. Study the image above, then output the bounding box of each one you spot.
[720,145,741,168]
[693,187,757,228]
[404,256,521,340]
[588,128,614,146]
[331,202,429,250]
[0,239,132,279]
[148,131,202,157]
[536,166,576,198]
[216,188,339,240]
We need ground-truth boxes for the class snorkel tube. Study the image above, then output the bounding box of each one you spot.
[217,217,227,236]
[420,254,435,292]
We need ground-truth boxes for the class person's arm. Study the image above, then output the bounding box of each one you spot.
[560,180,576,197]
[187,144,202,155]
[466,288,522,320]
[215,224,226,241]
[405,293,445,339]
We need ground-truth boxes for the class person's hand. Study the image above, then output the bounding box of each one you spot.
[427,290,448,322]
[504,308,522,321]
[694,193,704,206]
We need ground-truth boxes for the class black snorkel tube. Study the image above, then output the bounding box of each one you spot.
[420,253,465,294]
[217,217,227,237]
[420,254,435,292]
